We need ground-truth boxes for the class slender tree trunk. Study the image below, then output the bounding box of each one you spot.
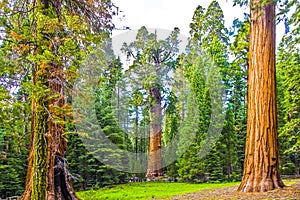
[146,86,163,178]
[22,64,37,200]
[135,106,139,157]
[237,0,284,192]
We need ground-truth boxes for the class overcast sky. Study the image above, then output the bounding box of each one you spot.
[112,0,247,37]
[111,0,285,47]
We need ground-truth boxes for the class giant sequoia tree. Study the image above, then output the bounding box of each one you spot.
[0,0,116,199]
[238,0,284,192]
[122,27,180,178]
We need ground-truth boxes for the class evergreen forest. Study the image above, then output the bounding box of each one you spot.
[0,0,299,199]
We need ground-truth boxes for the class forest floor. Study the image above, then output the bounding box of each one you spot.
[167,179,300,200]
[77,179,300,200]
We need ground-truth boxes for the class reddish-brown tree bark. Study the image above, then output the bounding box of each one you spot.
[17,0,114,198]
[146,87,163,179]
[46,64,77,200]
[237,0,284,192]
[21,64,78,200]
[22,2,78,199]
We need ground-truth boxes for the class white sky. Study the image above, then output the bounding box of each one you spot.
[112,0,246,37]
[111,0,285,47]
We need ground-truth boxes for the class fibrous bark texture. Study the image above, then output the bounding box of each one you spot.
[146,87,163,178]
[237,0,284,192]
[22,63,78,200]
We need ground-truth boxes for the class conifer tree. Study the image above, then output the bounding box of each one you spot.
[122,26,180,178]
[230,17,249,177]
[238,0,284,192]
[177,0,235,182]
[277,0,300,175]
[0,0,117,199]
[163,91,180,178]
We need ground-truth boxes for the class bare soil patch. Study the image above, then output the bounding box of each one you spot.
[168,180,300,200]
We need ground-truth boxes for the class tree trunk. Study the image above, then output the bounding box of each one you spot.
[46,63,77,200]
[146,87,163,178]
[22,63,49,200]
[237,0,284,192]
[22,63,78,200]
[22,2,78,198]
[22,64,37,200]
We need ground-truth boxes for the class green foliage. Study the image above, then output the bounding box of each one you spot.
[0,98,30,198]
[0,128,24,198]
[176,59,209,182]
[277,0,300,175]
[68,44,128,190]
[0,0,117,197]
[0,31,31,197]
[121,26,181,176]
[93,59,128,186]
[176,0,239,183]
[66,133,90,190]
[0,0,298,197]
[163,91,180,178]
[218,107,238,181]
[229,17,249,177]
[232,0,249,7]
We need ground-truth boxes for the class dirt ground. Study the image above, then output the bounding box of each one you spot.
[168,180,300,200]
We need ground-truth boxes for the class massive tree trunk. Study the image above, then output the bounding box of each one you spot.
[237,0,284,192]
[146,86,163,178]
[22,64,78,200]
[46,64,77,200]
[22,2,77,199]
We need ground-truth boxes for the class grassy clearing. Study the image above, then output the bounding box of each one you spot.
[76,182,239,200]
[76,179,299,200]
[284,179,298,186]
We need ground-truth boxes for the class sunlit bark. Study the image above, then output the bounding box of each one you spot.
[146,87,163,178]
[238,0,284,192]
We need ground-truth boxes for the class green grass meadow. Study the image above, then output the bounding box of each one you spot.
[76,179,298,200]
[76,182,240,200]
